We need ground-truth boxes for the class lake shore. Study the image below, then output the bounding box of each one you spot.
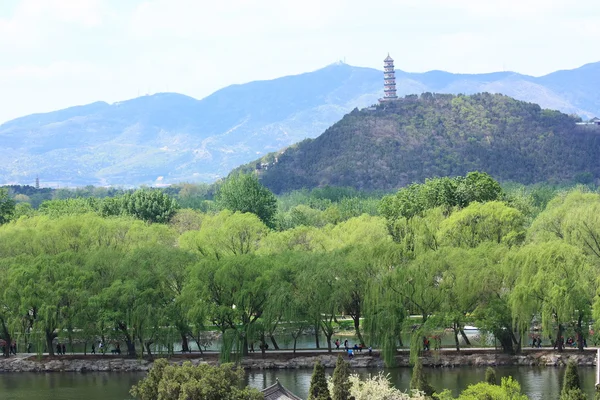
[0,348,597,372]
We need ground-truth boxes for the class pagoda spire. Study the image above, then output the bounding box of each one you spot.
[381,53,398,102]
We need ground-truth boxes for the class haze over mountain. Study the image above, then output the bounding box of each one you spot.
[1,61,599,187]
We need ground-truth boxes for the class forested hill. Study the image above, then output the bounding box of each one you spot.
[243,93,600,193]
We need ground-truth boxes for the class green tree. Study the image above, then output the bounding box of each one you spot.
[0,188,15,224]
[179,211,267,260]
[130,359,262,400]
[122,189,179,223]
[216,173,277,228]
[455,171,504,208]
[511,242,593,353]
[188,255,271,357]
[560,361,587,400]
[332,355,351,400]
[439,201,525,248]
[456,376,529,400]
[308,360,331,400]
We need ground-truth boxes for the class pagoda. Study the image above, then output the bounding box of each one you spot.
[380,53,398,102]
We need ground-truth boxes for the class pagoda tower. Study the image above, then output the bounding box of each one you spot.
[381,53,398,102]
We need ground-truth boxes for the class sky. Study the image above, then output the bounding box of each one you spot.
[0,0,599,123]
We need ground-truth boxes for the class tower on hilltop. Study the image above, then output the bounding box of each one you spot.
[380,53,398,102]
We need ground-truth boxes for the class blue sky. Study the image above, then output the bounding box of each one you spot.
[0,0,598,123]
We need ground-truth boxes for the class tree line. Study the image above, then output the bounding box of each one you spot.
[1,172,599,366]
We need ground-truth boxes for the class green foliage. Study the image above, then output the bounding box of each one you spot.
[485,367,497,385]
[561,361,584,400]
[410,359,435,396]
[0,188,16,224]
[308,361,331,400]
[379,172,504,242]
[439,201,525,248]
[216,173,278,228]
[130,359,263,400]
[122,189,179,223]
[455,377,529,399]
[332,355,351,400]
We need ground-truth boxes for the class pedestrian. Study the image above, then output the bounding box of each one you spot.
[344,339,348,351]
[335,339,340,350]
[99,341,104,354]
[116,343,121,355]
[56,343,62,355]
[91,343,95,354]
[62,343,66,355]
[368,346,372,356]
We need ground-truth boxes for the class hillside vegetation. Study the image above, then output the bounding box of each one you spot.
[248,93,600,193]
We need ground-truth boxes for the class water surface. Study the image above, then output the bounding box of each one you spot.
[0,366,595,399]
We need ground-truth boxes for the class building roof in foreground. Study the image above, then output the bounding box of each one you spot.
[261,380,303,400]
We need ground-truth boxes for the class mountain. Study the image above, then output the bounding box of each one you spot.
[241,93,600,193]
[1,61,599,187]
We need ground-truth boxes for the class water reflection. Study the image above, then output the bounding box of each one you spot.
[0,367,594,399]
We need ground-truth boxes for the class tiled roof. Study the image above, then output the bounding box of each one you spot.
[261,380,303,400]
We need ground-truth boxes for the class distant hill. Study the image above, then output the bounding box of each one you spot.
[241,93,600,193]
[1,61,599,187]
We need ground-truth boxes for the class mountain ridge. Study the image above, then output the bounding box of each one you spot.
[1,61,599,187]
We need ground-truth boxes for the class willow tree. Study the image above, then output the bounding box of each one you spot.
[468,243,521,353]
[436,247,490,351]
[439,201,525,249]
[6,254,87,356]
[364,261,406,366]
[191,255,271,358]
[329,216,396,345]
[529,189,600,263]
[511,241,594,352]
[298,252,343,352]
[179,210,267,260]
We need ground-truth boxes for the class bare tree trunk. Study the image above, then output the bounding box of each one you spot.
[180,333,189,353]
[453,323,460,351]
[460,328,471,346]
[269,335,279,350]
[556,324,564,352]
[45,329,56,356]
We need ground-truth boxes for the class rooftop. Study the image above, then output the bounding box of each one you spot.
[261,380,303,400]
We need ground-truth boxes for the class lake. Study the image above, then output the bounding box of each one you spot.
[0,366,596,399]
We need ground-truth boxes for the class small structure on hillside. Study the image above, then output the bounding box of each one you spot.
[261,379,303,400]
[379,53,398,103]
[576,117,600,127]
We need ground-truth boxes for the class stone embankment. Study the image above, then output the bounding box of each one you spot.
[0,349,597,372]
